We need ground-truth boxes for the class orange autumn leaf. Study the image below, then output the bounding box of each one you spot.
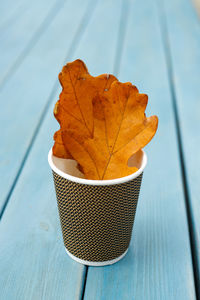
[61,81,158,180]
[53,130,72,158]
[53,59,117,158]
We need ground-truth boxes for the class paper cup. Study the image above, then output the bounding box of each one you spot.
[48,148,147,266]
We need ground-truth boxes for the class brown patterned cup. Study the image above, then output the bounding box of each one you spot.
[48,148,147,266]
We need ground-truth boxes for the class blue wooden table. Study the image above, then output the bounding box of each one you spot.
[0,0,200,299]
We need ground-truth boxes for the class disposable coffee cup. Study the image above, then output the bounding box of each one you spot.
[48,148,147,266]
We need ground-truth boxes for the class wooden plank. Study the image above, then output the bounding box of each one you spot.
[0,1,123,299]
[0,111,87,300]
[84,0,196,299]
[73,0,124,75]
[0,0,94,214]
[0,0,27,27]
[0,0,61,86]
[162,0,200,293]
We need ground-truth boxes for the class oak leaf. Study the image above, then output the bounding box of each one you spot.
[53,59,117,158]
[53,129,72,158]
[61,81,158,180]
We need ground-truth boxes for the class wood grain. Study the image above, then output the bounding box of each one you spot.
[84,0,196,299]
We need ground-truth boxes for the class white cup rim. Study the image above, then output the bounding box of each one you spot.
[48,148,147,186]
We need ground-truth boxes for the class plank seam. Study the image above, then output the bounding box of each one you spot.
[80,266,88,300]
[0,80,58,220]
[156,0,200,298]
[0,0,98,221]
[0,0,65,91]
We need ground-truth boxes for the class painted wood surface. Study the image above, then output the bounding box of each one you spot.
[162,0,200,294]
[0,0,28,27]
[0,0,95,214]
[0,0,123,299]
[0,0,63,87]
[0,0,198,298]
[0,111,87,300]
[84,0,196,299]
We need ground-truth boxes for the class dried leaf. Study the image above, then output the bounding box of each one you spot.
[61,81,158,180]
[53,130,72,158]
[53,59,117,158]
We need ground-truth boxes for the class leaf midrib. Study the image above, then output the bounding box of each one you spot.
[101,91,129,179]
[67,68,93,137]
